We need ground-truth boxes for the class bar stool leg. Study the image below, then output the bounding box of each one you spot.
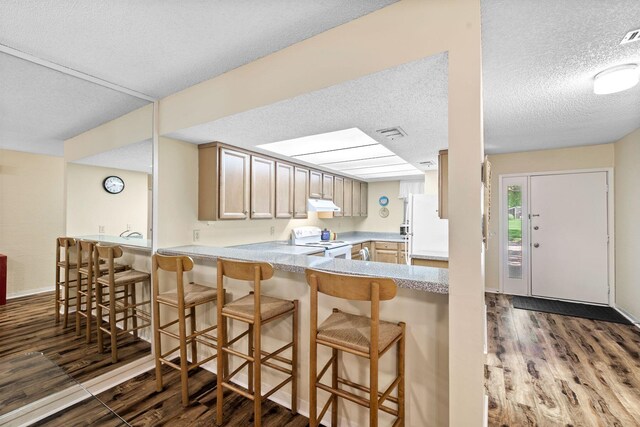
[370,349,379,427]
[331,348,338,425]
[63,268,70,328]
[96,283,104,352]
[178,301,189,406]
[216,314,227,425]
[131,284,139,339]
[292,300,299,414]
[109,283,118,363]
[247,324,254,394]
[75,276,83,336]
[123,285,129,333]
[253,315,262,427]
[153,282,163,392]
[55,265,61,324]
[85,264,94,343]
[190,306,197,364]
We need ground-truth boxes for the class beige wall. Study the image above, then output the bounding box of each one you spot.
[64,104,153,162]
[0,150,64,296]
[485,144,615,290]
[356,181,404,233]
[66,163,149,238]
[614,129,640,322]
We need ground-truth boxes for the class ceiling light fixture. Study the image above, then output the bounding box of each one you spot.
[593,64,639,95]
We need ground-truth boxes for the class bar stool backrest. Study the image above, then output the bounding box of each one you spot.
[56,237,76,264]
[152,254,194,305]
[76,240,95,269]
[305,269,397,301]
[95,244,124,278]
[217,258,273,281]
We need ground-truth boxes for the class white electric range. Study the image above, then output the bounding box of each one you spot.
[290,226,353,259]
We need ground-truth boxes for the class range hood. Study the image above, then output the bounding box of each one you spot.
[307,198,341,212]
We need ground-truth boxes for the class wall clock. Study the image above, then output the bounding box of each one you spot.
[379,207,390,218]
[103,176,125,194]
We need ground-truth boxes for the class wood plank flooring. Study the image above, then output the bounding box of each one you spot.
[0,292,150,384]
[34,363,309,426]
[486,293,640,427]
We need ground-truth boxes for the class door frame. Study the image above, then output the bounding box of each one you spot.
[498,168,614,306]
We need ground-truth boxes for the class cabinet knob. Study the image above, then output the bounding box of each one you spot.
[243,210,248,215]
[251,210,255,214]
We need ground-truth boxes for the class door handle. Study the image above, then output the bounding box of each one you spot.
[533,243,540,248]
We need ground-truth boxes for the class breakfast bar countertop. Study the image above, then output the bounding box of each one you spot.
[158,245,448,294]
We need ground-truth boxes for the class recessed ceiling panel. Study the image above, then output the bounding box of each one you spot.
[360,170,424,179]
[256,127,376,157]
[321,155,404,170]
[342,163,419,175]
[293,144,394,165]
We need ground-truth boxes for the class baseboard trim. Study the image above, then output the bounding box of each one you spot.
[7,286,54,300]
[613,305,640,330]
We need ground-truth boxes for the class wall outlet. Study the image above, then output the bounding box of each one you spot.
[193,229,200,242]
[98,225,105,234]
[270,226,275,236]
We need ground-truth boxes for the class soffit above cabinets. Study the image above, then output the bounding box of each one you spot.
[257,127,423,180]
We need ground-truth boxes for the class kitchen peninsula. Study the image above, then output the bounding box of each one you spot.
[157,240,449,426]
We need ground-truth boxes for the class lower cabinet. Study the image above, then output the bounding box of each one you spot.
[411,258,449,268]
[351,243,362,260]
[375,249,398,264]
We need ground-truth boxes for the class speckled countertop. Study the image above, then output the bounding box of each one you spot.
[337,231,406,244]
[231,241,323,255]
[410,251,449,261]
[75,235,152,251]
[158,245,448,294]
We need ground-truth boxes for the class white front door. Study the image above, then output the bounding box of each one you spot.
[530,172,609,304]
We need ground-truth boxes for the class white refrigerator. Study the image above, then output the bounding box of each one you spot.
[406,194,448,264]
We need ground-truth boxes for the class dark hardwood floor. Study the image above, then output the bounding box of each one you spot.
[486,293,640,427]
[35,364,309,426]
[0,292,150,383]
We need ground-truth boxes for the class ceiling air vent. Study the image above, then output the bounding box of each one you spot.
[419,160,436,167]
[621,28,640,45]
[376,126,407,141]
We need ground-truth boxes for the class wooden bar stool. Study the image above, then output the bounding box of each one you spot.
[152,253,221,406]
[55,237,80,328]
[216,258,299,427]
[75,240,128,342]
[305,269,405,427]
[95,244,151,363]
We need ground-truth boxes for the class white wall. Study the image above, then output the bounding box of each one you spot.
[614,128,640,322]
[485,144,615,291]
[66,163,149,238]
[356,181,404,233]
[0,149,64,296]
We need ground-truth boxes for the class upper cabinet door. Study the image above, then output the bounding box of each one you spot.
[250,155,275,219]
[219,147,250,220]
[322,174,334,200]
[343,178,352,217]
[352,181,361,216]
[360,182,368,217]
[275,162,294,219]
[333,176,344,217]
[293,166,309,219]
[309,170,323,199]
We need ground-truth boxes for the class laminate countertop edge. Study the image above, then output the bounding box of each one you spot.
[158,245,448,295]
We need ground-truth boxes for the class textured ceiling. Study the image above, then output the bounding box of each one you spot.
[73,139,152,173]
[0,0,396,99]
[482,0,640,153]
[0,53,148,156]
[167,53,449,180]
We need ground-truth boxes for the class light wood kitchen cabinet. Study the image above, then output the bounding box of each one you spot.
[438,149,448,219]
[275,162,294,219]
[198,143,220,221]
[351,243,363,260]
[322,173,334,200]
[309,170,323,199]
[333,176,344,217]
[219,146,250,220]
[360,182,368,217]
[343,178,352,217]
[375,249,399,264]
[352,181,361,216]
[250,155,275,219]
[293,166,309,219]
[412,258,449,268]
